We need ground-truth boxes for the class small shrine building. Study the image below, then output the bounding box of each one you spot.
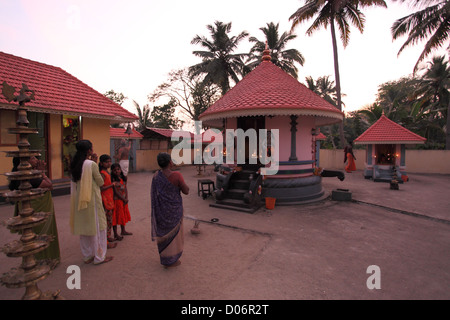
[354,114,426,182]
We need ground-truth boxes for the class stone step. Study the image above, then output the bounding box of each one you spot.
[210,199,260,214]
[230,179,250,190]
[227,188,247,200]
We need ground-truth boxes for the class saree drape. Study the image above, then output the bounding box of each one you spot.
[151,170,184,266]
[70,160,107,264]
[14,190,60,266]
[345,153,356,173]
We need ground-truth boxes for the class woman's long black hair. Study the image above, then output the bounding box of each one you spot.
[70,140,93,182]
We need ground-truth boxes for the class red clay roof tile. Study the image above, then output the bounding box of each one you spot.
[110,127,143,139]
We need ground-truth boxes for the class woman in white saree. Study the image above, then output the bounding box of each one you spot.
[70,140,113,265]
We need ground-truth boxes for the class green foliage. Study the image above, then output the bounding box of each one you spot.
[305,75,340,106]
[104,89,127,106]
[189,21,249,95]
[150,99,184,130]
[133,100,152,131]
[392,0,450,73]
[245,22,305,78]
[290,1,387,147]
[349,55,449,149]
[149,69,220,122]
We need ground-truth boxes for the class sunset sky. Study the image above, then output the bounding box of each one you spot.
[0,0,445,127]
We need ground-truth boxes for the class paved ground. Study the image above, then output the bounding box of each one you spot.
[0,166,449,300]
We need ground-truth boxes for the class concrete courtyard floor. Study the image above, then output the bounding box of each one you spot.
[0,165,449,300]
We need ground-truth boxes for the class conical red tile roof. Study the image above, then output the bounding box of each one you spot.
[354,115,426,144]
[0,51,137,122]
[199,60,343,126]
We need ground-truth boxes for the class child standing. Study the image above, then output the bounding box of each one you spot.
[99,155,117,248]
[111,163,132,239]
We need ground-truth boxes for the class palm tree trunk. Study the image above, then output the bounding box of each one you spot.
[446,100,450,150]
[330,17,347,148]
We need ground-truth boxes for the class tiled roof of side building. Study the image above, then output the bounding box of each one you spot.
[354,115,426,144]
[110,128,143,139]
[0,51,137,121]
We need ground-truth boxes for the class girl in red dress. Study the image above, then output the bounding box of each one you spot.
[99,155,117,246]
[111,163,132,240]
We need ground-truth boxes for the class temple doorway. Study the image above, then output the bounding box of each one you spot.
[237,116,265,165]
[375,144,396,165]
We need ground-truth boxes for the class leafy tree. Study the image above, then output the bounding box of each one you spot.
[357,102,384,125]
[392,0,450,73]
[149,68,220,122]
[246,22,305,78]
[344,110,366,146]
[150,99,184,129]
[376,76,419,123]
[352,57,449,149]
[104,89,127,106]
[189,21,249,95]
[104,89,128,128]
[289,0,388,148]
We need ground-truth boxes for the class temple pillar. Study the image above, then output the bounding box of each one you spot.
[400,144,406,166]
[289,115,298,161]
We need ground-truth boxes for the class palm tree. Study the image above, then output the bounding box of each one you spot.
[376,76,419,123]
[289,0,388,147]
[357,102,384,125]
[189,21,249,95]
[306,75,342,147]
[306,75,341,105]
[392,0,450,74]
[417,56,450,111]
[133,100,152,131]
[416,56,450,148]
[246,22,305,78]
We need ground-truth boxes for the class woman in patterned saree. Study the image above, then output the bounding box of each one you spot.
[151,152,189,268]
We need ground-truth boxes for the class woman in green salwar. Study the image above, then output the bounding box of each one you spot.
[10,157,61,269]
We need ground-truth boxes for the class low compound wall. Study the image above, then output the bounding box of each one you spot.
[134,148,450,174]
[319,149,450,174]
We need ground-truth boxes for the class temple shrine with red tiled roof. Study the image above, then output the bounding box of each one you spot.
[0,51,137,188]
[199,47,345,211]
[354,113,426,182]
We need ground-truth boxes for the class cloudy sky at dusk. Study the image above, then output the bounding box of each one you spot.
[1,0,445,126]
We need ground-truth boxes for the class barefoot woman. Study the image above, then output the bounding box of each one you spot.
[151,152,189,268]
[70,140,113,265]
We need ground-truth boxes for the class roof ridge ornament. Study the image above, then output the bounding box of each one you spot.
[262,41,271,62]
